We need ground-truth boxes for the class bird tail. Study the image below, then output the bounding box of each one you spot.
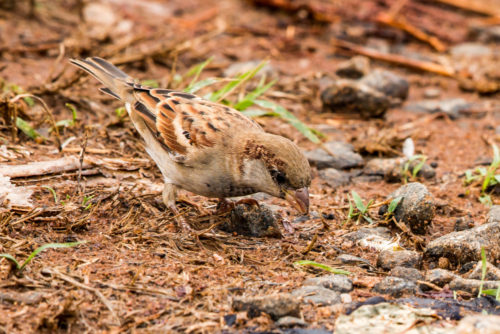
[69,57,134,101]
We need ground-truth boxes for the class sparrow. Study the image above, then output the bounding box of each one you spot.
[70,57,311,229]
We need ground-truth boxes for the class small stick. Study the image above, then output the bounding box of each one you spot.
[77,131,88,195]
[301,233,318,255]
[332,39,455,77]
[434,0,500,16]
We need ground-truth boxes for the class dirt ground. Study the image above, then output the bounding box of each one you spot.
[0,0,499,333]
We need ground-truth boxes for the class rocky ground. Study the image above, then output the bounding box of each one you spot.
[0,0,500,333]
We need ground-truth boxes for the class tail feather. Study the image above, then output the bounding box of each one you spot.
[69,57,133,101]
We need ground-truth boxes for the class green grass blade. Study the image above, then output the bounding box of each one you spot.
[241,109,276,118]
[42,186,58,204]
[253,99,320,143]
[141,79,159,88]
[351,191,366,212]
[294,260,351,275]
[186,57,213,78]
[16,117,41,140]
[19,241,86,272]
[388,196,402,214]
[0,254,21,270]
[184,77,220,94]
[233,79,277,111]
[209,61,267,103]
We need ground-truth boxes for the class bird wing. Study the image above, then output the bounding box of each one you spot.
[129,85,263,164]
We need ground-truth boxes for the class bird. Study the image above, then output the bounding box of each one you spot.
[70,57,311,230]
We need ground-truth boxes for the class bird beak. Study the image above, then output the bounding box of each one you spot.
[284,187,309,215]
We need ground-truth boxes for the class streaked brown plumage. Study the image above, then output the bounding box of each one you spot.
[70,57,311,229]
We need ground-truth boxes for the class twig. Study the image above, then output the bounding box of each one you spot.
[77,131,88,194]
[301,233,317,255]
[376,13,446,52]
[43,268,120,325]
[434,0,500,16]
[332,39,455,77]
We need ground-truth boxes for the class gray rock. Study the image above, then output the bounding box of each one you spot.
[456,315,500,334]
[318,168,351,187]
[389,266,424,282]
[423,88,441,99]
[425,269,458,287]
[292,285,341,306]
[372,276,417,297]
[389,183,436,234]
[466,261,500,281]
[321,79,390,118]
[449,277,500,294]
[377,250,422,270]
[336,56,370,79]
[336,254,372,268]
[303,275,353,293]
[487,205,500,223]
[276,316,307,328]
[224,203,282,238]
[360,69,409,103]
[424,221,500,264]
[232,293,300,320]
[405,98,472,120]
[343,227,392,242]
[364,158,435,182]
[304,141,364,170]
[450,43,493,58]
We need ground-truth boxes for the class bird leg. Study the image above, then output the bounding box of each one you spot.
[163,183,192,232]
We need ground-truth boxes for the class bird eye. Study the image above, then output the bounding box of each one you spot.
[271,170,287,184]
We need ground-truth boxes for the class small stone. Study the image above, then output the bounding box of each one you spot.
[303,275,353,293]
[372,277,417,297]
[292,285,341,306]
[389,266,424,282]
[275,316,307,328]
[363,158,403,177]
[335,56,370,79]
[450,43,493,58]
[304,141,364,170]
[340,293,352,304]
[456,315,500,334]
[449,277,500,294]
[454,216,474,231]
[437,257,451,270]
[487,205,500,223]
[377,250,422,270]
[0,291,44,305]
[335,254,372,268]
[224,204,282,238]
[318,168,351,187]
[321,79,390,118]
[423,88,441,98]
[467,261,500,281]
[404,98,472,120]
[360,69,410,103]
[425,269,458,287]
[389,183,436,234]
[342,227,392,242]
[424,221,500,264]
[232,293,300,320]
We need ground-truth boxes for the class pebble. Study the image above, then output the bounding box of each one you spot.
[335,254,372,269]
[275,316,308,328]
[467,261,500,281]
[377,250,422,270]
[304,141,364,170]
[456,315,500,334]
[232,293,300,320]
[224,203,282,238]
[450,43,493,58]
[318,168,351,187]
[335,56,370,79]
[389,266,424,282]
[360,69,410,103]
[291,285,341,306]
[372,276,417,297]
[0,291,44,305]
[424,221,500,264]
[342,227,392,242]
[388,182,436,234]
[364,158,435,182]
[423,88,441,99]
[303,275,353,293]
[449,277,500,295]
[320,79,390,118]
[487,205,500,223]
[404,98,472,120]
[454,216,474,231]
